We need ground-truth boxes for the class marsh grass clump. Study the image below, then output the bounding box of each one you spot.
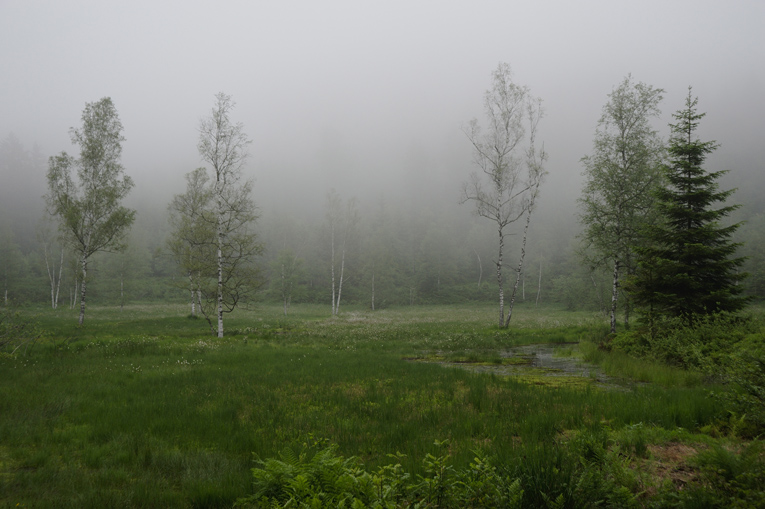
[0,307,42,356]
[579,340,706,387]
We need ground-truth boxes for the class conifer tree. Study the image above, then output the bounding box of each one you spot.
[632,88,748,325]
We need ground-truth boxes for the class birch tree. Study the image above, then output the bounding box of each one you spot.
[326,189,359,316]
[504,128,546,325]
[45,97,135,325]
[270,250,304,316]
[167,168,215,318]
[361,201,404,310]
[578,76,664,333]
[460,62,547,328]
[37,217,65,309]
[195,93,262,337]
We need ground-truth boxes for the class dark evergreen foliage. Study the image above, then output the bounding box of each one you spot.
[632,89,748,325]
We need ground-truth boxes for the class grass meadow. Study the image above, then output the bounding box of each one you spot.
[0,302,758,507]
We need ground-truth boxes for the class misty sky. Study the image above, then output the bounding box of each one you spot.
[2,0,763,220]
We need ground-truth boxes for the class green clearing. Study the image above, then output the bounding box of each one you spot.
[1,303,762,507]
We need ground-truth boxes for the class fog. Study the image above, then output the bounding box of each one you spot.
[2,1,764,303]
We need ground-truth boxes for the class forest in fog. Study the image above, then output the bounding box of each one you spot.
[2,87,764,317]
[1,2,764,317]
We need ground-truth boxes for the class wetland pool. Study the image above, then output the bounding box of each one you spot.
[409,343,629,390]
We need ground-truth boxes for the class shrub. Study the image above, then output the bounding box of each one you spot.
[611,312,757,369]
[655,441,765,508]
[610,311,765,434]
[235,441,525,508]
[716,348,765,436]
[235,444,376,508]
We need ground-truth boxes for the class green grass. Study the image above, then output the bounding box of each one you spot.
[579,340,708,387]
[0,302,753,507]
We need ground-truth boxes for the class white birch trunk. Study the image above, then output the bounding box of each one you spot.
[78,252,88,325]
[55,248,64,309]
[496,224,505,328]
[71,279,79,310]
[336,247,346,315]
[610,259,620,334]
[217,204,224,338]
[189,273,196,317]
[44,244,55,309]
[474,250,482,288]
[282,263,288,316]
[505,209,532,326]
[536,257,542,306]
[330,220,337,315]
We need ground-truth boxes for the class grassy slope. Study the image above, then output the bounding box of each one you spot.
[0,303,740,507]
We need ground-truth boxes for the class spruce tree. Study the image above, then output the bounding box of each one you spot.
[633,88,748,325]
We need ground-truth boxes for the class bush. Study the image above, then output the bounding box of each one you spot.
[237,435,678,508]
[610,311,765,435]
[235,444,376,508]
[235,441,525,508]
[716,348,765,436]
[655,442,765,508]
[611,312,757,369]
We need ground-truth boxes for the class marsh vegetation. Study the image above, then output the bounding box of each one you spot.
[2,303,763,507]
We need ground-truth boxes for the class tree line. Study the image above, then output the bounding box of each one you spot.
[0,66,761,336]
